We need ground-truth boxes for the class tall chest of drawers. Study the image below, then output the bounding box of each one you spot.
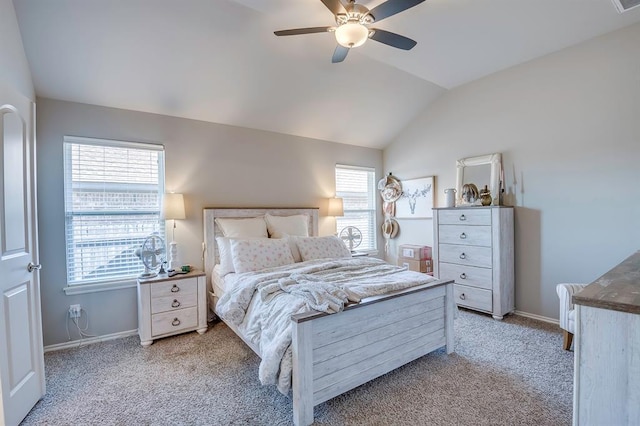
[433,206,514,319]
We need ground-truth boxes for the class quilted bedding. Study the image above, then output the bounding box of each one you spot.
[216,256,436,394]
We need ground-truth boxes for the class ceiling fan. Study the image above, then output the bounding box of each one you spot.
[274,0,425,63]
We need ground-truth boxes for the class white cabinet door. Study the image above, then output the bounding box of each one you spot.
[0,82,45,426]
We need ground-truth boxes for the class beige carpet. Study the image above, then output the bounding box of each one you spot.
[22,309,573,425]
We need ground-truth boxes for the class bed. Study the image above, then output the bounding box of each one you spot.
[203,207,455,426]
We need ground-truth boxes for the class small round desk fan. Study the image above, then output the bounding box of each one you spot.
[339,226,362,251]
[135,234,166,278]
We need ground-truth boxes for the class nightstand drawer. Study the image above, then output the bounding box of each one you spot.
[150,277,197,298]
[439,244,492,268]
[439,225,491,247]
[439,263,492,290]
[151,307,198,336]
[454,284,492,312]
[151,292,197,314]
[438,209,491,226]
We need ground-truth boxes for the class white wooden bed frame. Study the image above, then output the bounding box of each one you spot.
[203,207,455,426]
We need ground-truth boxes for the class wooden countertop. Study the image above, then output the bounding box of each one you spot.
[573,251,640,315]
[138,268,205,284]
[432,206,513,210]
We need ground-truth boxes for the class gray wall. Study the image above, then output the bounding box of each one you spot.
[383,22,640,320]
[0,0,33,99]
[36,98,383,346]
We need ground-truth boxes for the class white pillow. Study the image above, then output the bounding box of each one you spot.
[296,235,352,261]
[230,238,295,273]
[265,213,309,238]
[215,237,235,276]
[215,217,268,238]
[278,234,302,263]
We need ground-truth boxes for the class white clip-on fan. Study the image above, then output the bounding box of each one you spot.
[340,226,362,251]
[135,234,166,278]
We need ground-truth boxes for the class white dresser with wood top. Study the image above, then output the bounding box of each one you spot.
[137,269,208,347]
[433,206,514,319]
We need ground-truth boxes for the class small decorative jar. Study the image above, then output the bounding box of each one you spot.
[480,185,492,206]
[444,188,456,208]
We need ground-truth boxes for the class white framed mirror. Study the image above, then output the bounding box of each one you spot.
[455,153,502,206]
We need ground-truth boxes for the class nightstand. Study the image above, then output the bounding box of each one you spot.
[137,269,208,347]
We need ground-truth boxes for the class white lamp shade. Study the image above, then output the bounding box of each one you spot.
[162,193,186,220]
[328,197,344,217]
[335,23,369,48]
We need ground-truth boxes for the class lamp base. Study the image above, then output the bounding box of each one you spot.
[168,241,180,271]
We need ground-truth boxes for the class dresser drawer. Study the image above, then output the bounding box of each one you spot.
[439,244,492,268]
[151,292,197,314]
[454,284,492,312]
[439,263,492,290]
[150,277,197,298]
[151,307,198,336]
[439,209,491,226]
[439,225,492,247]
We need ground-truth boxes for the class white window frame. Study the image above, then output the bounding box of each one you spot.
[335,164,377,254]
[62,136,165,295]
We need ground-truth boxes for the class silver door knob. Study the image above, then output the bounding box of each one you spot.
[27,262,42,272]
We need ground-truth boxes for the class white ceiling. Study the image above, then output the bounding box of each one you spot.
[13,0,640,149]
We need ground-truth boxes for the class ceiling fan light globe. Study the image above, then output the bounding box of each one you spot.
[335,22,368,48]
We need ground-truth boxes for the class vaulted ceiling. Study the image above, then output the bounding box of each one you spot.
[13,0,640,148]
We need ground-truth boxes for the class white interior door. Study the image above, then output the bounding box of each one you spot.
[0,81,45,426]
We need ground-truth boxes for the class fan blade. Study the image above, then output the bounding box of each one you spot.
[370,28,417,50]
[274,27,333,36]
[332,45,349,63]
[368,0,425,22]
[320,0,346,16]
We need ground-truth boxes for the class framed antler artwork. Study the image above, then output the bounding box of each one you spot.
[395,176,434,219]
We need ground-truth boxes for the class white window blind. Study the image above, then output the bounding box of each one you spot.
[335,165,377,252]
[63,137,165,285]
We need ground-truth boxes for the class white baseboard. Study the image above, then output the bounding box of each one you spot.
[514,310,559,325]
[44,329,138,353]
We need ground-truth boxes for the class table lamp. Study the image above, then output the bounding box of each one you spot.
[328,197,344,234]
[162,192,185,271]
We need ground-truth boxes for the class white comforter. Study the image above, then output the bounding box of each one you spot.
[216,257,436,394]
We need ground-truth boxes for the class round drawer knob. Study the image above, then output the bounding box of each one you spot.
[171,299,181,308]
[172,318,181,327]
[460,293,466,300]
[460,273,467,279]
[459,214,466,221]
[171,284,180,293]
[460,233,467,239]
[459,253,466,259]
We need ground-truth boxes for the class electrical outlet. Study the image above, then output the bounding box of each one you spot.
[69,304,81,318]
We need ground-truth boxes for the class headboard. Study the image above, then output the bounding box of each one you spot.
[203,207,319,288]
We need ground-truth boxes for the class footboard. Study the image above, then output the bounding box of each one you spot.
[291,280,455,426]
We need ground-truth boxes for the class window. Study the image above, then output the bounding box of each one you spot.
[335,165,377,252]
[63,136,165,286]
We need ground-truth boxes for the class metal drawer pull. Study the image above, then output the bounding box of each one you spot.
[460,273,467,279]
[460,233,467,239]
[172,318,181,327]
[171,284,180,293]
[171,299,181,308]
[459,214,466,221]
[459,253,466,259]
[460,293,466,300]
